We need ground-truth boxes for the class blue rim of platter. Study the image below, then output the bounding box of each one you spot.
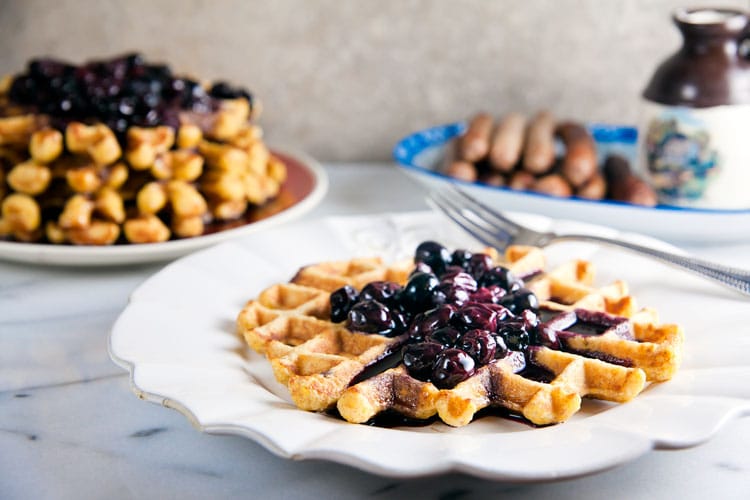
[393,122,750,215]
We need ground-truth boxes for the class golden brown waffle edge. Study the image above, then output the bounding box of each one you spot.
[238,244,683,427]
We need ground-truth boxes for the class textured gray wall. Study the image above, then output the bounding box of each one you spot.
[0,0,746,161]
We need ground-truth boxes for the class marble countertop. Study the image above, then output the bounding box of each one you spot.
[1,164,749,499]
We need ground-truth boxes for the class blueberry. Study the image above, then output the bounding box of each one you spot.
[108,118,129,134]
[105,56,130,80]
[210,81,233,98]
[347,300,395,335]
[29,58,68,79]
[452,303,499,332]
[450,249,474,270]
[160,108,181,130]
[143,92,161,108]
[391,307,410,335]
[467,253,494,279]
[480,266,522,292]
[166,78,187,99]
[427,325,462,347]
[118,98,135,116]
[471,285,507,304]
[414,241,451,275]
[459,329,497,365]
[493,335,509,359]
[123,53,145,71]
[401,271,439,312]
[498,288,539,314]
[408,304,456,341]
[403,342,444,381]
[75,66,98,85]
[143,109,159,126]
[533,325,560,349]
[497,320,530,351]
[432,348,476,388]
[520,309,540,330]
[179,78,203,105]
[210,81,248,99]
[9,76,36,104]
[410,261,433,277]
[146,63,172,80]
[360,281,402,305]
[483,302,512,321]
[439,269,478,292]
[330,285,359,323]
[431,282,471,307]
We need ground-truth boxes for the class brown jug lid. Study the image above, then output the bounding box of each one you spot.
[643,8,750,107]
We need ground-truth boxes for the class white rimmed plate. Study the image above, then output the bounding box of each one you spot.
[393,123,750,244]
[0,149,327,266]
[108,211,750,481]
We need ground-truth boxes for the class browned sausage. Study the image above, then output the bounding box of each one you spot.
[445,160,478,182]
[459,113,493,162]
[604,155,658,206]
[489,112,526,172]
[478,171,506,187]
[531,174,573,197]
[442,139,477,182]
[508,170,536,191]
[523,111,556,174]
[576,172,607,200]
[556,122,598,187]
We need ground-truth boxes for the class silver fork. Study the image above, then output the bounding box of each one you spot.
[427,184,750,297]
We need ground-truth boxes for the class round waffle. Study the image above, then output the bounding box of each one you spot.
[237,244,683,427]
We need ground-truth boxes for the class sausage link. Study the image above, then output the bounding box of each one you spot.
[478,171,506,187]
[531,174,573,197]
[442,139,477,182]
[489,112,526,172]
[604,155,658,206]
[445,161,478,182]
[459,113,493,162]
[556,122,597,187]
[523,111,556,174]
[576,172,607,200]
[508,170,536,191]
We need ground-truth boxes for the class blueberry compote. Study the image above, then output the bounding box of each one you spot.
[4,53,253,139]
[329,241,551,390]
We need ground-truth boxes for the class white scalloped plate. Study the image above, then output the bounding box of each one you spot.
[108,211,750,481]
[0,149,327,266]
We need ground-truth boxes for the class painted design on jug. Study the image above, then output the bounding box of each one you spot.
[645,111,719,201]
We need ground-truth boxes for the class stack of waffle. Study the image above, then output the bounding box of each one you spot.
[0,55,285,244]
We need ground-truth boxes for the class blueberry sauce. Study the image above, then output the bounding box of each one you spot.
[347,336,409,387]
[333,241,547,390]
[330,241,636,426]
[3,53,254,139]
[326,408,438,428]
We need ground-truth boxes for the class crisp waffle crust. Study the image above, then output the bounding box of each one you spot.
[237,245,683,426]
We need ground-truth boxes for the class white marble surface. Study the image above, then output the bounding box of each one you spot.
[1,164,749,499]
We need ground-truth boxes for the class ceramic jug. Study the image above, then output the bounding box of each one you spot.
[642,7,750,208]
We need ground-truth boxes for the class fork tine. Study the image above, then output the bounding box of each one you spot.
[431,185,518,238]
[427,189,513,250]
[446,184,522,236]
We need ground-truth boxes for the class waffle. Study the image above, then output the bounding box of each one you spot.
[238,244,683,427]
[0,54,286,245]
[238,257,414,411]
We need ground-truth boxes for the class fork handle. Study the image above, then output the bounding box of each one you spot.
[552,233,750,297]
